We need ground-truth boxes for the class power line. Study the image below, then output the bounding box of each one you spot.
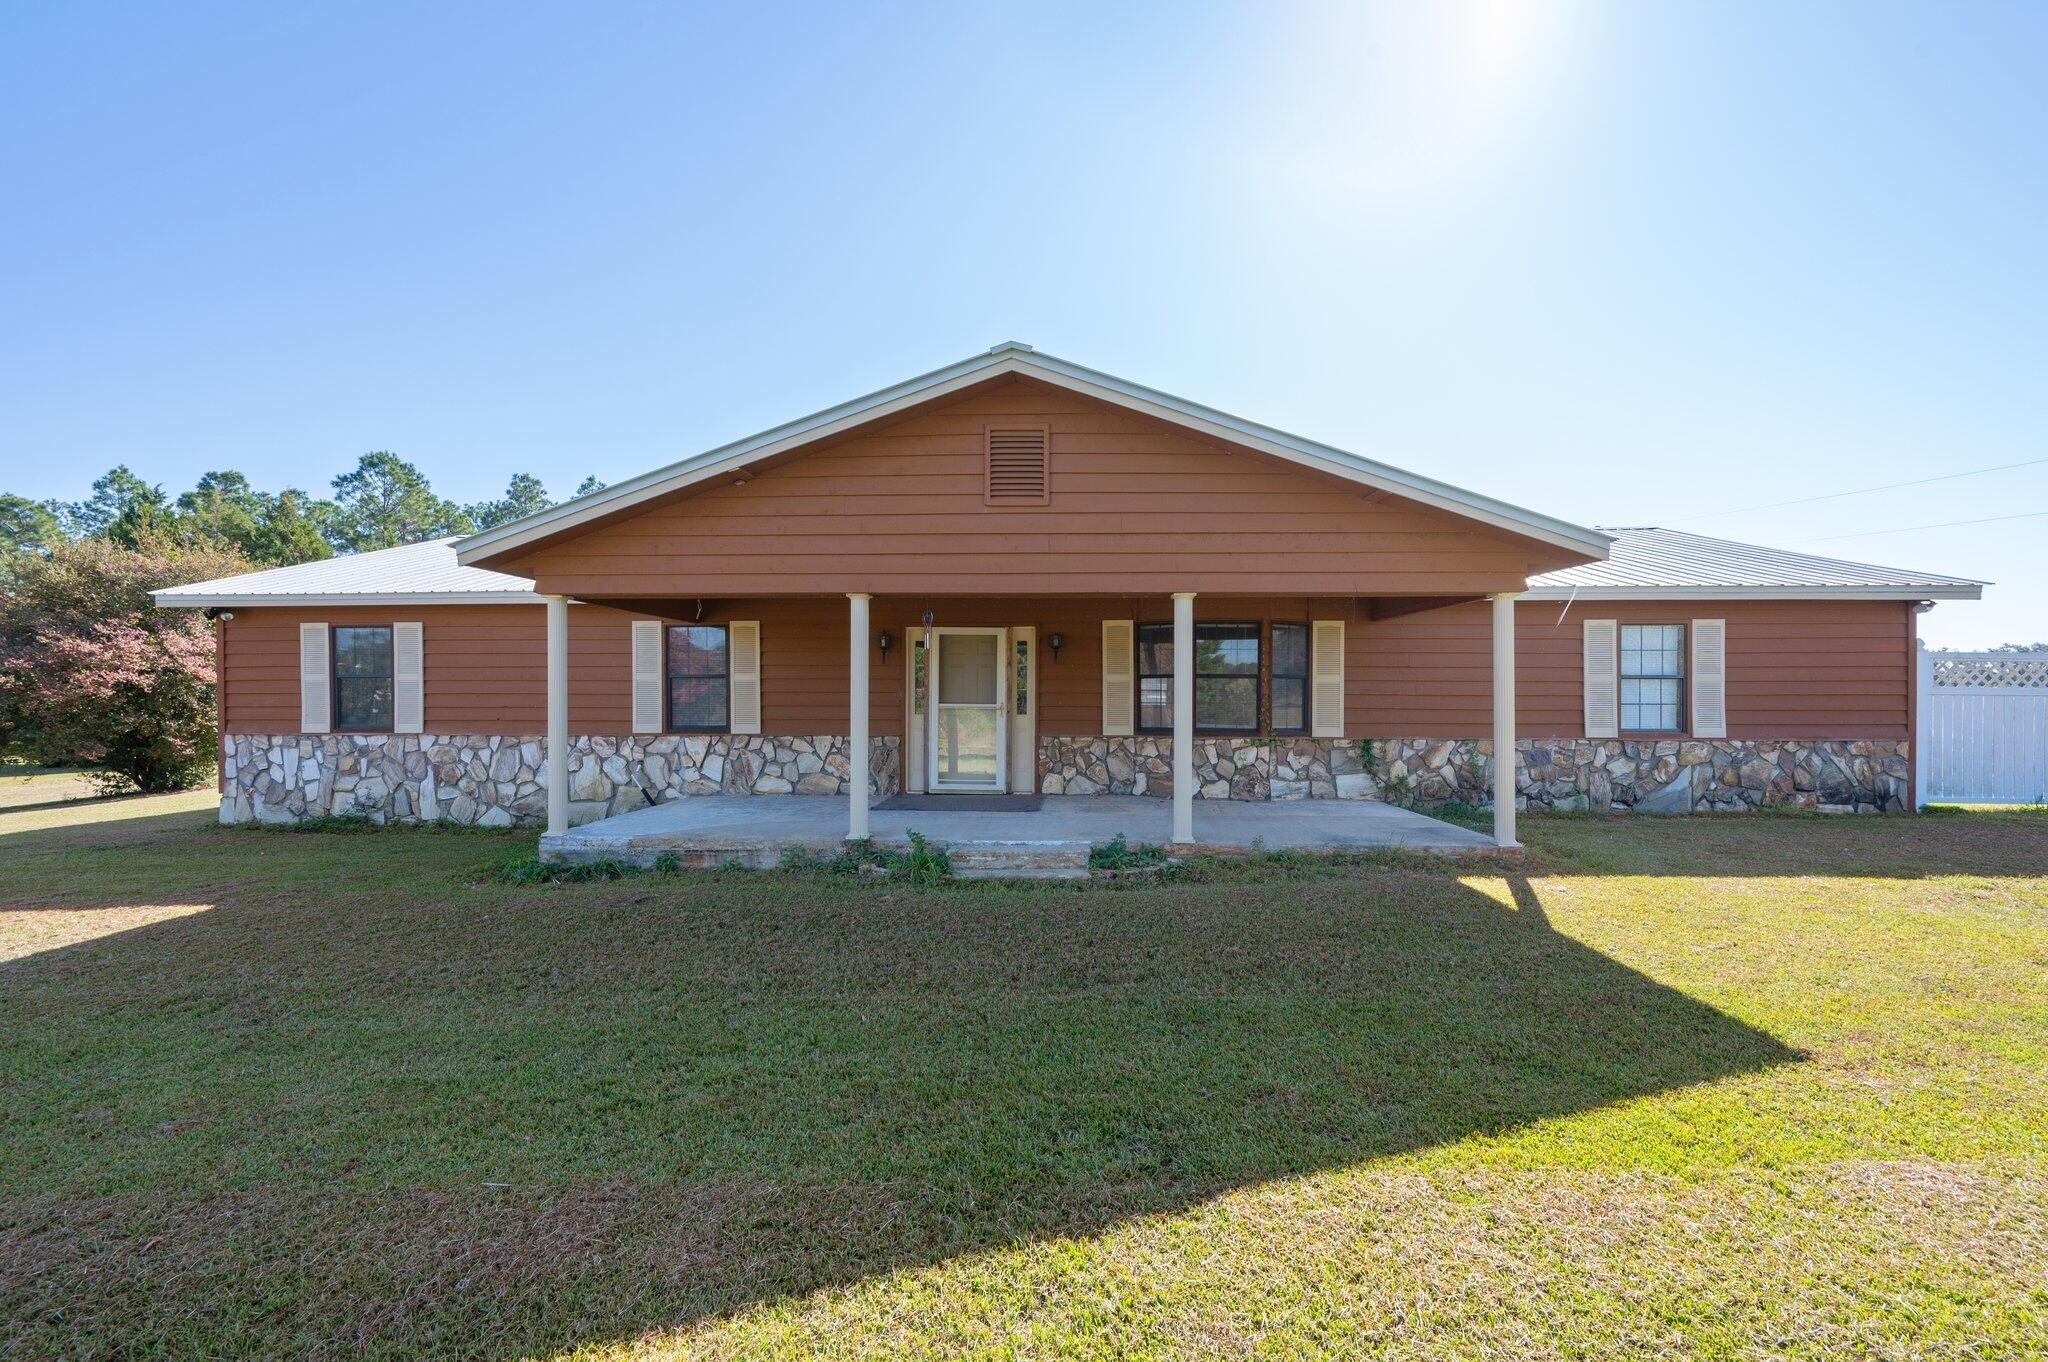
[1676,455,2048,522]
[1806,508,2048,543]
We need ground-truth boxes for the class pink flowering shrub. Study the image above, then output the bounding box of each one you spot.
[0,537,249,793]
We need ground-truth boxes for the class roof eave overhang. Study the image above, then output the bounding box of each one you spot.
[454,347,1613,566]
[152,591,545,608]
[1519,584,1984,601]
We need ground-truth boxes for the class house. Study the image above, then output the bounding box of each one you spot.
[155,343,1983,852]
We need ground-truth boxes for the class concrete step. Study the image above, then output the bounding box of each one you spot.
[943,838,1093,880]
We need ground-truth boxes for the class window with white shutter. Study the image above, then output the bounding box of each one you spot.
[1311,620,1345,737]
[393,621,423,734]
[1583,619,1618,738]
[299,622,330,734]
[631,620,663,734]
[1101,620,1134,735]
[1691,618,1727,738]
[728,621,762,735]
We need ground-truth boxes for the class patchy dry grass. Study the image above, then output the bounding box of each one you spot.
[1,785,2044,1360]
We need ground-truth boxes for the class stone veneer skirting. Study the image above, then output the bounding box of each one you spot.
[220,731,1909,825]
[1038,737,1379,800]
[219,734,901,827]
[1040,735,1910,813]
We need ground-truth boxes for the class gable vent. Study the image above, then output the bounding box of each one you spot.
[985,426,1049,505]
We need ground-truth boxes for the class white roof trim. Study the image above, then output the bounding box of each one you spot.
[1520,584,1983,602]
[453,342,1613,563]
[154,590,544,608]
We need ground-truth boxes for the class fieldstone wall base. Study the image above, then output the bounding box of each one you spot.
[1039,737,1378,801]
[1377,737,1911,814]
[1038,735,1908,813]
[220,733,902,827]
[221,732,1907,824]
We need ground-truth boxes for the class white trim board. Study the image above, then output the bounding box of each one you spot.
[1520,584,1982,602]
[151,591,547,608]
[453,343,1614,564]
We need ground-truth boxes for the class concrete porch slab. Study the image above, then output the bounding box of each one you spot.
[539,794,1503,870]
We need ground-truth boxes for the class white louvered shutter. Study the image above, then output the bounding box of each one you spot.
[729,621,761,734]
[393,621,424,734]
[631,620,664,734]
[1583,619,1618,739]
[299,623,330,733]
[1102,620,1134,736]
[1691,618,1727,738]
[1311,620,1346,737]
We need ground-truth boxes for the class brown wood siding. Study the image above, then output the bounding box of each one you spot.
[1350,598,1915,740]
[503,378,1585,598]
[219,597,1913,745]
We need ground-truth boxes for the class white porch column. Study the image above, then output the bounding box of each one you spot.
[848,592,871,841]
[1491,591,1520,849]
[545,594,569,836]
[1172,592,1195,844]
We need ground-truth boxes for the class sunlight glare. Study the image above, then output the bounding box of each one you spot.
[1251,0,1583,205]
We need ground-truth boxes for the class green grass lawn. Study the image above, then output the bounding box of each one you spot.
[2,780,2044,1360]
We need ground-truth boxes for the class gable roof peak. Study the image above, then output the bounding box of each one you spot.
[454,344,1612,565]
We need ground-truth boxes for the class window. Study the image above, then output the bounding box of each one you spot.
[667,624,729,731]
[1137,622,1260,732]
[1620,623,1686,732]
[332,626,394,731]
[1270,622,1309,733]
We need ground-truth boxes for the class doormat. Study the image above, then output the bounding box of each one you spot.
[874,794,1045,812]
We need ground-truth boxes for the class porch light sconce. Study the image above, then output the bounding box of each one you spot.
[1046,632,1064,661]
[877,630,893,656]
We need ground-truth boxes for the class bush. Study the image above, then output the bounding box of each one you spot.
[0,536,250,793]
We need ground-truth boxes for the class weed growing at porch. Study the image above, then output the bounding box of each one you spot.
[1088,833,1172,870]
[829,830,951,885]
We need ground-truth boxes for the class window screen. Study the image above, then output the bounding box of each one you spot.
[333,626,394,731]
[667,625,729,731]
[1271,622,1309,733]
[1620,623,1686,732]
[1137,622,1260,732]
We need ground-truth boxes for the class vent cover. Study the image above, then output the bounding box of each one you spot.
[985,426,1049,504]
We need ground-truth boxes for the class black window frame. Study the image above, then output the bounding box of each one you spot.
[1136,620,1262,735]
[1619,622,1688,734]
[330,624,395,733]
[1269,621,1310,735]
[665,623,731,734]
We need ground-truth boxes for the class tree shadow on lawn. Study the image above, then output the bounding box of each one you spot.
[0,844,1803,1361]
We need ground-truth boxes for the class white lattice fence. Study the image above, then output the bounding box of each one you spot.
[1919,651,2048,805]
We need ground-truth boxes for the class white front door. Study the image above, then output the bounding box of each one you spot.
[929,627,1006,792]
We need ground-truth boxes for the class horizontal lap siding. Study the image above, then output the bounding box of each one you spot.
[1351,599,1913,739]
[216,597,1914,743]
[507,379,1577,597]
[221,602,902,737]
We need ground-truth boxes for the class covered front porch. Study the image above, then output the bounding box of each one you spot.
[539,792,1501,876]
[534,590,1530,854]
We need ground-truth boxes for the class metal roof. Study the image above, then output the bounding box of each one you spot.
[154,527,1984,607]
[151,538,542,608]
[452,342,1616,565]
[1524,528,1984,600]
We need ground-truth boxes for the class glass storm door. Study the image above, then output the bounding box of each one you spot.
[929,628,1005,792]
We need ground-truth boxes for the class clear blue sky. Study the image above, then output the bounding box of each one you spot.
[4,1,2042,646]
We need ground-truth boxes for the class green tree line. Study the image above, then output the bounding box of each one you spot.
[0,454,607,566]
